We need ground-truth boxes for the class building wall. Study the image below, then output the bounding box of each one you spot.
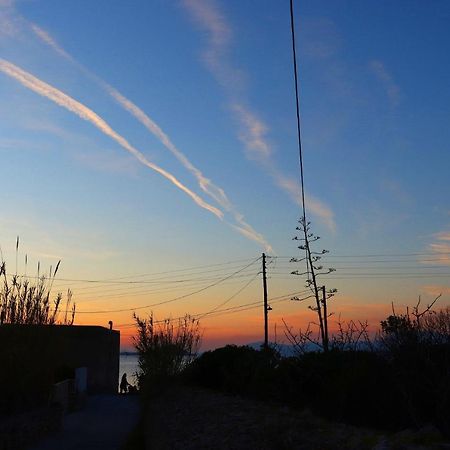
[0,324,120,394]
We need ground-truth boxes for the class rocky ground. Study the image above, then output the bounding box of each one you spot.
[143,385,449,450]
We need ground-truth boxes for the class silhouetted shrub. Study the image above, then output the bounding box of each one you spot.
[285,350,408,430]
[186,345,449,434]
[185,345,280,398]
[378,305,450,435]
[183,304,450,436]
[133,313,201,393]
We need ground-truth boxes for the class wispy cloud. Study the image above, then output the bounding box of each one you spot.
[105,86,232,209]
[422,284,450,297]
[425,230,450,265]
[30,13,230,208]
[0,58,223,219]
[183,0,243,91]
[182,0,336,233]
[434,231,450,241]
[27,19,272,251]
[231,104,271,160]
[271,173,336,233]
[231,216,272,253]
[0,0,19,38]
[369,60,401,107]
[30,24,73,61]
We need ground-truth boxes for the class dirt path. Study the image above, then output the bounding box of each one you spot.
[31,394,140,450]
[144,386,387,450]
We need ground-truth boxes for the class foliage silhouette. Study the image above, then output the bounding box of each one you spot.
[0,245,75,325]
[290,218,336,351]
[133,313,201,391]
[186,304,450,437]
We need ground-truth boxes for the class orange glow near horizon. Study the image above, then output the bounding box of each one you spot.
[75,297,397,351]
[63,265,449,352]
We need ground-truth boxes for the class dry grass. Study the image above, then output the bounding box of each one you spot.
[0,241,75,325]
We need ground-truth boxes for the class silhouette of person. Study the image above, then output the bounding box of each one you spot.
[120,373,130,394]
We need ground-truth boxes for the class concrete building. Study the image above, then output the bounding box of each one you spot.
[0,324,120,394]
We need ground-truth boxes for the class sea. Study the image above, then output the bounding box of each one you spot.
[119,353,139,386]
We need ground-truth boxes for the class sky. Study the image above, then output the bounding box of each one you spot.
[0,0,449,350]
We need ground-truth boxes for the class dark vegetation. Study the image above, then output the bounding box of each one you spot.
[185,305,450,438]
[133,313,201,395]
[0,240,75,325]
[134,303,449,444]
[0,247,76,417]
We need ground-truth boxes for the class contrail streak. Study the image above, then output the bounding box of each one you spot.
[0,58,223,219]
[182,0,337,233]
[106,87,272,251]
[29,25,230,208]
[27,24,272,251]
[106,86,232,209]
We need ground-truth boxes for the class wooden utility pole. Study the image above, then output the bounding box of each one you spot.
[262,253,269,350]
[322,285,329,352]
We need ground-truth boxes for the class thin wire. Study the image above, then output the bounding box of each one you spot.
[197,272,260,319]
[275,253,450,259]
[290,0,307,224]
[10,258,258,285]
[113,289,312,329]
[198,294,314,321]
[271,274,450,280]
[75,273,259,303]
[66,257,262,314]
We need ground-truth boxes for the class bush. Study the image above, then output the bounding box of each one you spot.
[378,306,450,435]
[133,313,201,391]
[185,345,280,397]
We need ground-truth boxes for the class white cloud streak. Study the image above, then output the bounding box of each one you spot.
[183,0,337,233]
[29,24,228,205]
[105,86,231,209]
[423,230,450,265]
[0,58,223,219]
[30,24,73,61]
[27,20,272,251]
[369,60,400,107]
[105,88,272,250]
[231,104,271,160]
[270,172,336,233]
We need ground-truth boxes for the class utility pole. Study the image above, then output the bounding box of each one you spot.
[262,253,269,350]
[322,285,329,352]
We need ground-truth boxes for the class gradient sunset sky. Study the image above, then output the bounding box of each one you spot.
[1,0,449,350]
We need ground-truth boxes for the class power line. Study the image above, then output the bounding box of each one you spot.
[114,289,313,330]
[10,253,449,288]
[197,272,260,319]
[69,257,261,314]
[289,0,306,224]
[97,257,257,281]
[275,253,450,259]
[74,273,260,304]
[10,257,258,286]
[269,273,450,280]
[70,271,259,299]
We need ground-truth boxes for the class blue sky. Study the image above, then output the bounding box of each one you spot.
[0,0,449,348]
